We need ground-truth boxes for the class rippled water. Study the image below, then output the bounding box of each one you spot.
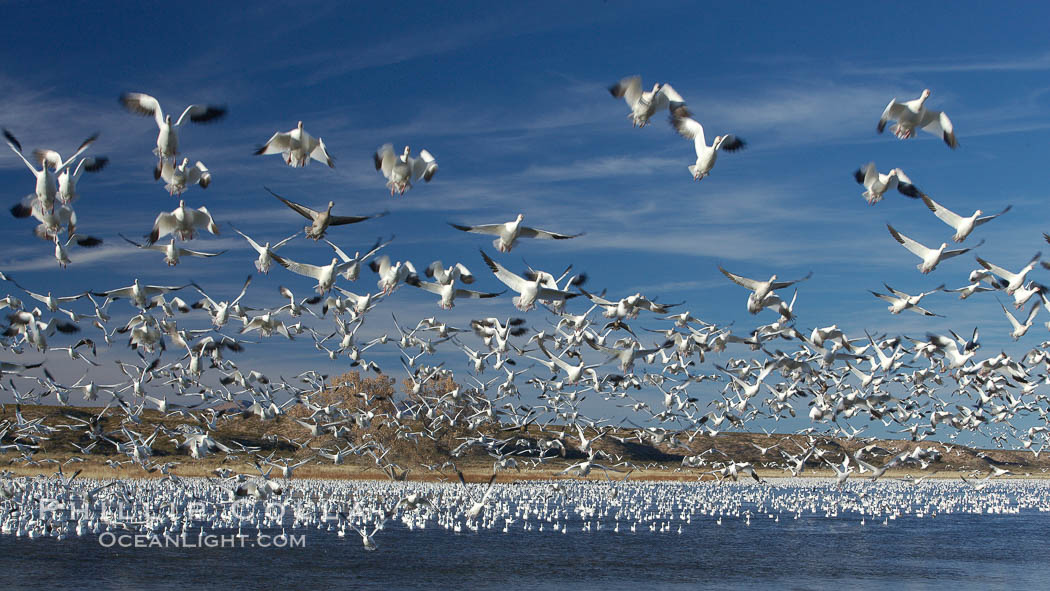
[3,481,1048,590]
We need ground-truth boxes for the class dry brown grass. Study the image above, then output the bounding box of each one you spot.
[3,370,1049,481]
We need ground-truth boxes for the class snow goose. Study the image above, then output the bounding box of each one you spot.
[52,234,101,268]
[886,224,979,274]
[404,276,502,309]
[670,106,745,181]
[878,89,958,148]
[5,129,98,212]
[425,261,474,285]
[368,255,417,295]
[230,225,299,273]
[268,253,355,294]
[57,156,108,204]
[192,276,252,328]
[869,282,944,316]
[975,251,1040,294]
[853,162,923,205]
[373,144,437,195]
[255,121,333,168]
[609,76,684,127]
[718,266,812,304]
[921,194,1010,242]
[18,201,77,241]
[324,236,393,281]
[147,200,219,244]
[93,279,190,310]
[268,187,387,240]
[479,250,578,311]
[120,234,225,266]
[155,157,210,195]
[1001,299,1041,340]
[449,214,583,253]
[119,92,226,161]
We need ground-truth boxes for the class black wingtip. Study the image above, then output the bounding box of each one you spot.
[853,169,865,184]
[3,129,22,152]
[10,203,31,218]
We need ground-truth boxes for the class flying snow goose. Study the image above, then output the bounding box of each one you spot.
[5,129,98,212]
[1001,299,1041,340]
[57,156,108,204]
[368,255,417,295]
[670,106,746,181]
[853,162,923,205]
[147,200,219,244]
[870,283,944,316]
[120,234,225,266]
[269,253,357,294]
[878,89,957,148]
[976,251,1040,294]
[230,225,299,273]
[425,261,474,285]
[718,266,812,303]
[921,194,1010,242]
[479,250,578,311]
[255,121,333,168]
[268,187,387,240]
[51,233,102,269]
[18,201,77,241]
[155,157,211,195]
[93,279,190,309]
[608,76,685,127]
[373,144,438,195]
[119,92,226,161]
[449,214,583,252]
[324,236,392,281]
[887,224,979,274]
[405,276,502,309]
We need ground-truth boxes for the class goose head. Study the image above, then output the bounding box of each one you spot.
[326,201,335,211]
[164,114,173,126]
[297,121,304,130]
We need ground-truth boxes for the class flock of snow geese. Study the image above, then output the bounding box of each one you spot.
[2,80,1050,550]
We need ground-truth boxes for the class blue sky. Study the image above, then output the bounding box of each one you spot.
[2,2,1049,444]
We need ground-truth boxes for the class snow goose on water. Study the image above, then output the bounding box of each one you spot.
[887,224,980,274]
[853,162,923,205]
[449,214,583,253]
[147,200,219,244]
[609,76,684,128]
[670,106,745,181]
[255,121,333,168]
[119,92,226,161]
[878,89,957,148]
[373,144,437,196]
[921,194,1010,243]
[268,187,387,240]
